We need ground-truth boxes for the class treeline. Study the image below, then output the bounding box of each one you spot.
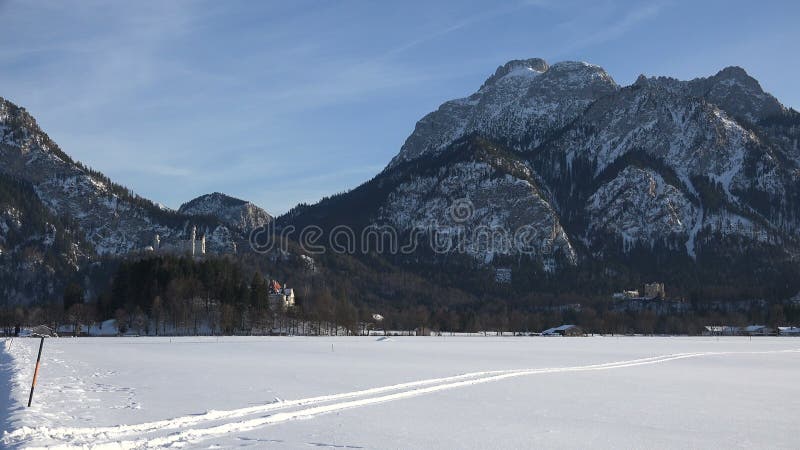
[375,302,800,336]
[3,252,799,336]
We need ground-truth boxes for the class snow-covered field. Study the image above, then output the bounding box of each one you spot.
[1,336,798,449]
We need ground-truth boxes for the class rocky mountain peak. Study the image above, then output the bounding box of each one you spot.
[182,192,247,209]
[689,66,784,122]
[532,60,618,96]
[715,65,753,82]
[481,58,549,88]
[179,192,271,232]
[389,58,619,167]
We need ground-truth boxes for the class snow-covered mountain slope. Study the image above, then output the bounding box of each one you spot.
[0,97,253,257]
[586,166,698,250]
[179,192,272,232]
[538,69,798,255]
[286,58,800,269]
[389,59,619,167]
[379,138,576,266]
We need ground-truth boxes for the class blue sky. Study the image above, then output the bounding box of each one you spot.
[1,0,798,214]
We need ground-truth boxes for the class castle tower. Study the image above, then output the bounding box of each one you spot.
[153,234,160,251]
[190,226,197,257]
[200,235,206,255]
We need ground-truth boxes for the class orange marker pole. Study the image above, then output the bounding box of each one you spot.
[28,336,45,407]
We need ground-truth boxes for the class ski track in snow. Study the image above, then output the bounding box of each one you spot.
[5,349,798,449]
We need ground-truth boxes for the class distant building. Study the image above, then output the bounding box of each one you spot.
[148,228,207,256]
[644,282,665,299]
[267,280,295,311]
[188,226,206,256]
[542,324,583,336]
[778,327,800,336]
[743,325,774,336]
[614,282,666,301]
[495,267,512,284]
[613,290,640,300]
[703,325,740,336]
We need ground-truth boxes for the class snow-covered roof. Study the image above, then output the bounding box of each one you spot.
[542,324,579,334]
[704,326,740,332]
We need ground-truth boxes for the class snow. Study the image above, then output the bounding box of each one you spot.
[500,66,543,81]
[2,336,798,449]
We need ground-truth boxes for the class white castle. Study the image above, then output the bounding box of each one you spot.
[148,226,206,256]
[188,226,206,256]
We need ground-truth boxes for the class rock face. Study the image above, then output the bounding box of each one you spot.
[287,58,800,270]
[586,166,698,252]
[179,192,272,232]
[379,138,576,266]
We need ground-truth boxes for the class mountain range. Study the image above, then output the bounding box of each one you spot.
[284,58,800,274]
[3,57,800,305]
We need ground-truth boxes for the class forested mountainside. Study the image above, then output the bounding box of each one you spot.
[0,173,91,303]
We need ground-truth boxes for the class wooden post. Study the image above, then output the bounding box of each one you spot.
[28,336,45,407]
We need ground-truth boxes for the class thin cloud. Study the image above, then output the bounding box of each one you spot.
[374,1,551,61]
[554,2,665,56]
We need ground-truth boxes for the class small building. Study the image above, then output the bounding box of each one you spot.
[613,290,640,300]
[742,325,774,336]
[644,282,665,299]
[703,325,740,336]
[542,324,583,336]
[778,327,800,336]
[268,280,296,311]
